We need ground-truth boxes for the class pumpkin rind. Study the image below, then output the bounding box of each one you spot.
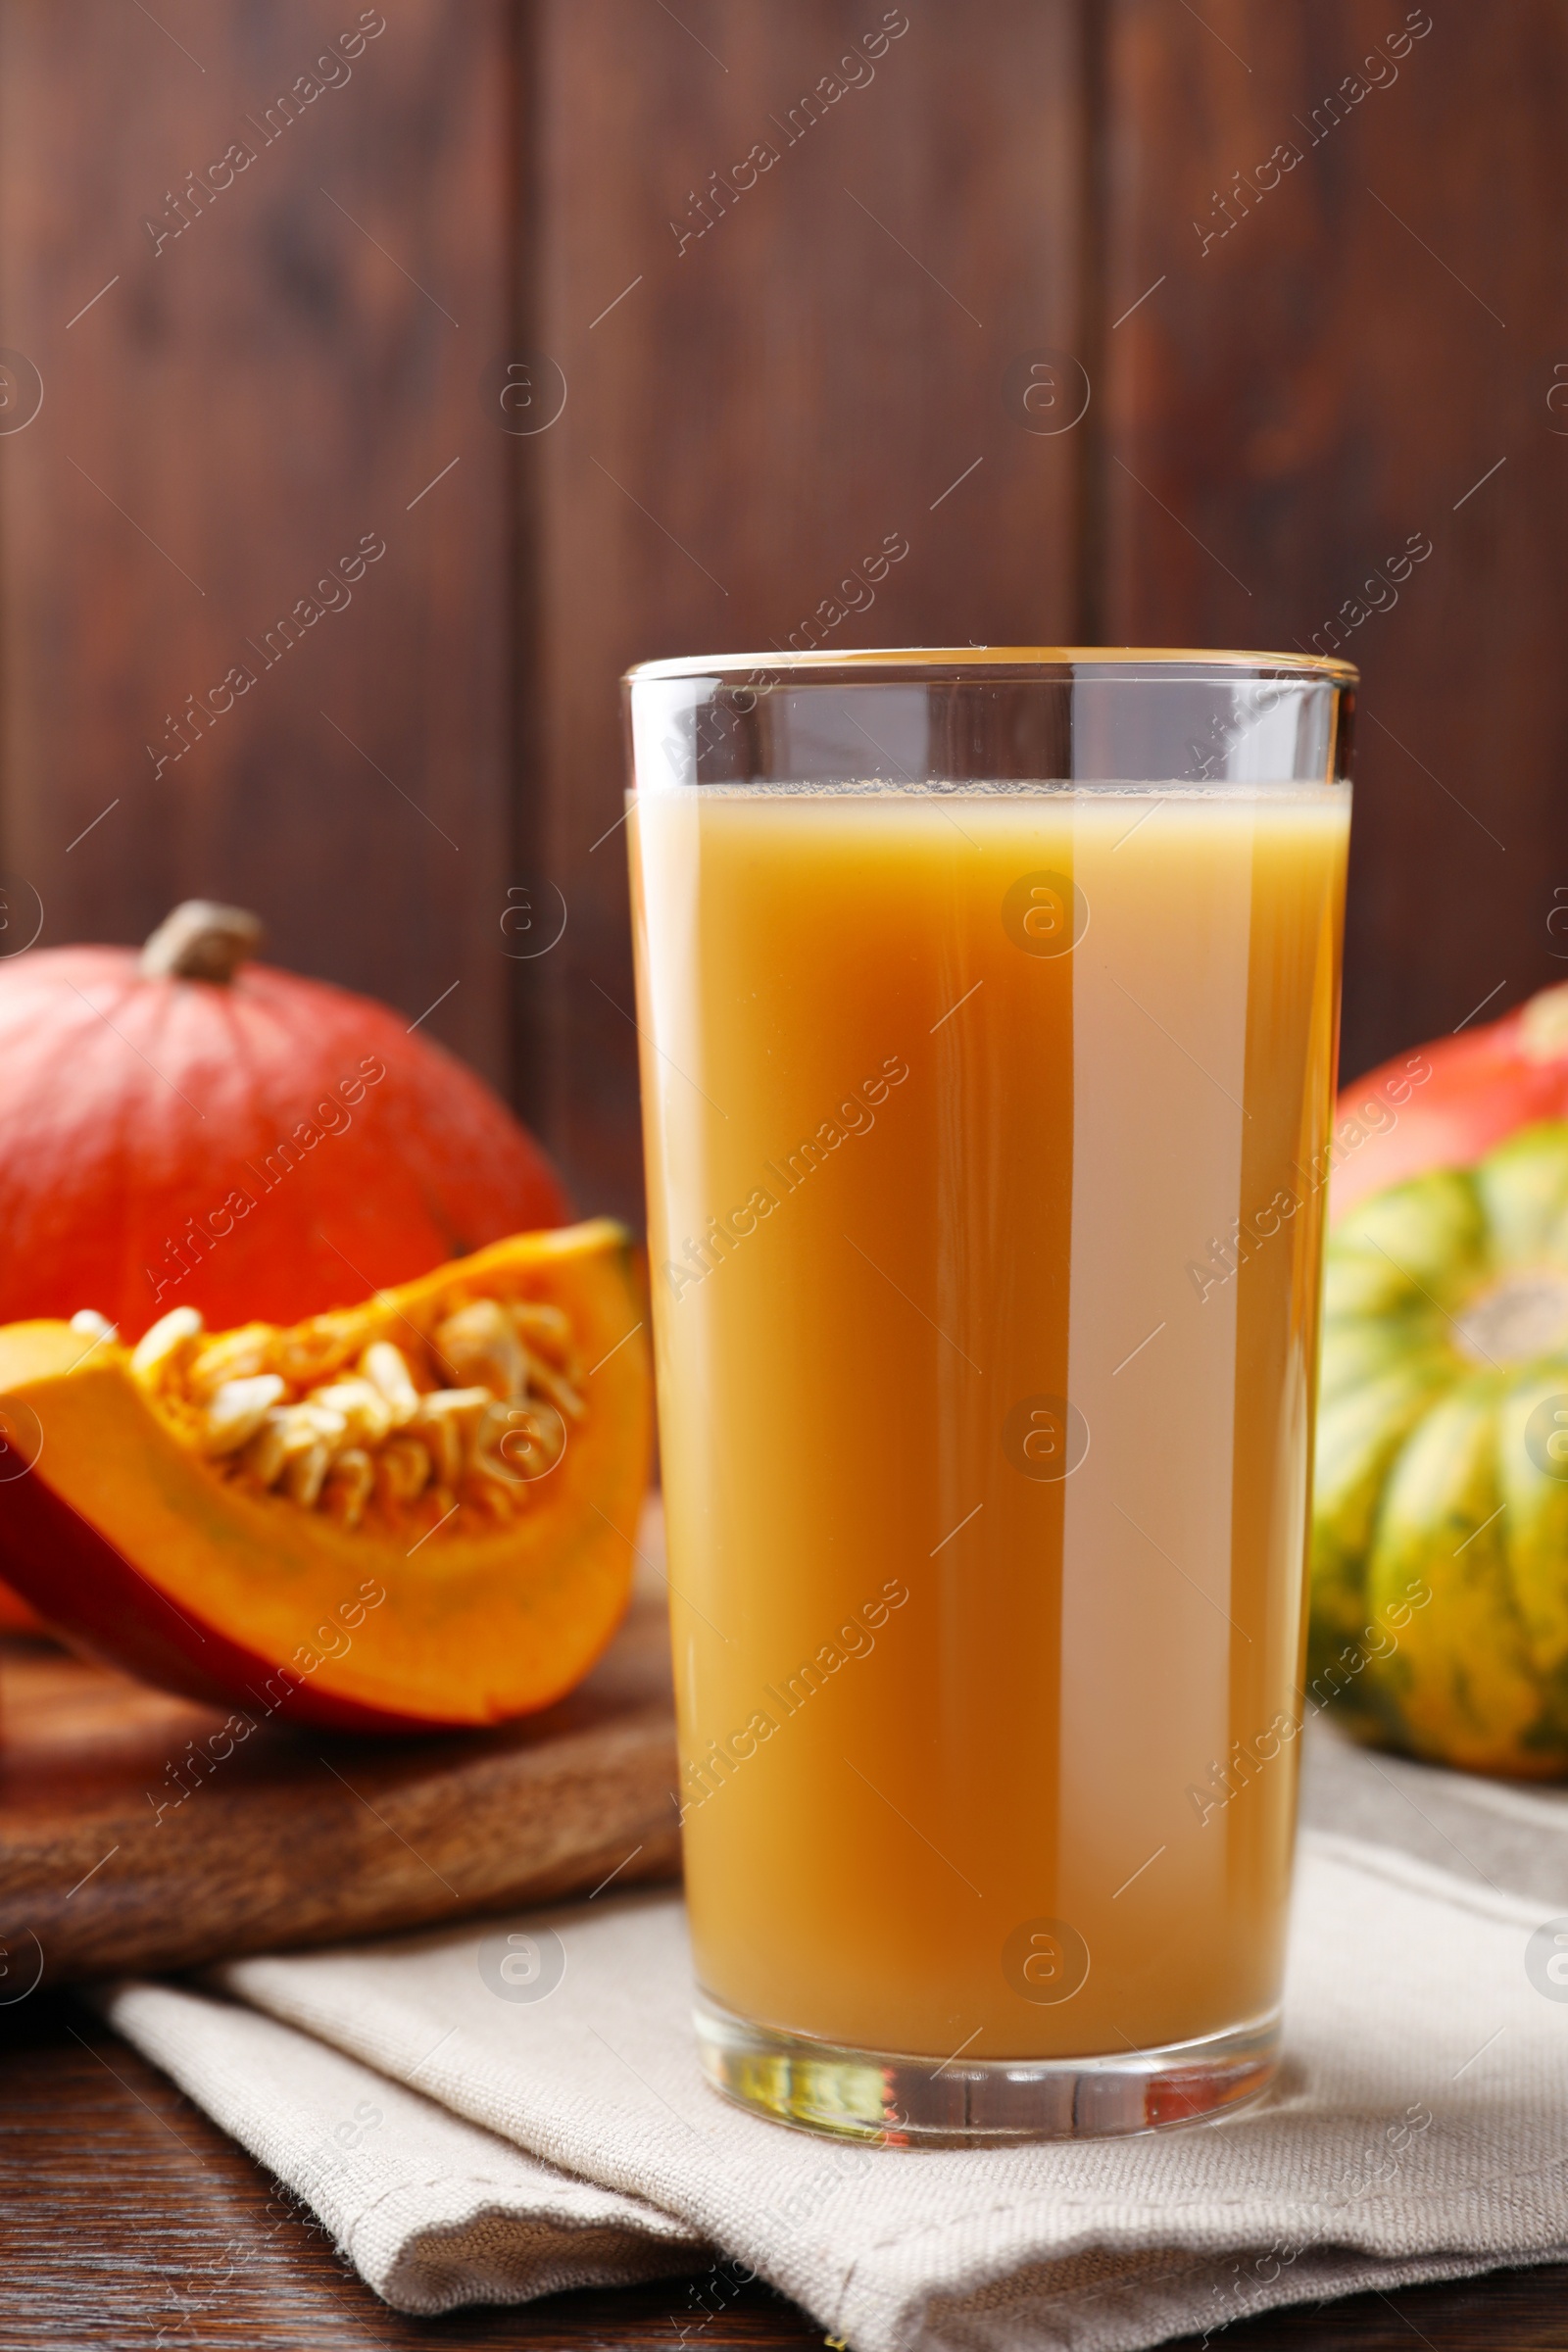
[0,1222,652,1732]
[1310,1120,1568,1774]
[1361,1383,1544,1770]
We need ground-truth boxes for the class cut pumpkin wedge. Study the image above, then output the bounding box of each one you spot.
[0,1220,652,1731]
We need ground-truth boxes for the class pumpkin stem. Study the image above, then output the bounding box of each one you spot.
[140,901,265,984]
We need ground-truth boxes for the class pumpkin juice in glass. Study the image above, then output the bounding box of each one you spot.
[625,653,1354,2142]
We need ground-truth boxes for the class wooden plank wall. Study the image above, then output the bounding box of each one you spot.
[0,0,516,1089]
[1098,0,1568,1086]
[2,0,1563,1223]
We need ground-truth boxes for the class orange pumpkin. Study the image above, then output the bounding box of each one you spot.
[0,902,568,1342]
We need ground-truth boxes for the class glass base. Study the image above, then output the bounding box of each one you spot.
[695,1991,1281,2146]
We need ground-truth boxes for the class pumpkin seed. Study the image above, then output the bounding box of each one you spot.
[360,1340,420,1421]
[201,1374,286,1456]
[283,1439,333,1511]
[324,1446,376,1530]
[144,1289,584,1542]
[131,1305,204,1382]
[433,1299,527,1398]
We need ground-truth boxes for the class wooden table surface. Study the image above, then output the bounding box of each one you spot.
[3,1989,1564,2351]
[0,1585,679,1985]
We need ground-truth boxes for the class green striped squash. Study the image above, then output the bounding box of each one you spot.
[1311,1120,1568,1776]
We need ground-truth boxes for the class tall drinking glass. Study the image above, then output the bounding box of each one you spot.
[624,651,1354,2144]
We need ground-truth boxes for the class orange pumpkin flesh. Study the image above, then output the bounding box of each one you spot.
[0,1223,652,1732]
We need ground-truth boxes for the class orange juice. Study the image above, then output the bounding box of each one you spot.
[629,783,1348,2068]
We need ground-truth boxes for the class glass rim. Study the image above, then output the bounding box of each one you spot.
[622,645,1359,688]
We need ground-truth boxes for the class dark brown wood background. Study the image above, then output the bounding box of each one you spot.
[0,0,1560,1228]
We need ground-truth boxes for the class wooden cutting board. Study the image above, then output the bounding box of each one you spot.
[0,1512,680,1989]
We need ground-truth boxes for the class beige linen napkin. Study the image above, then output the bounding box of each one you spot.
[101,1726,1568,2348]
[102,1976,708,2311]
